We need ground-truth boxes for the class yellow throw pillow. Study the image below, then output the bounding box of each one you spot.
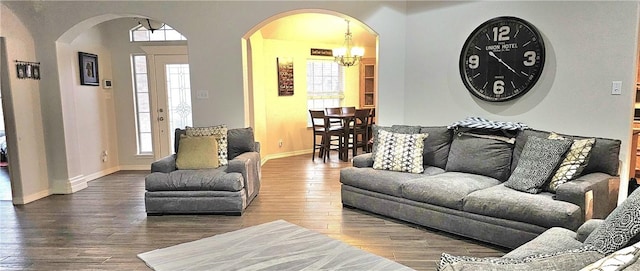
[176,135,219,169]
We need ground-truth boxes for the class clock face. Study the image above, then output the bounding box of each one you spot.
[460,16,545,102]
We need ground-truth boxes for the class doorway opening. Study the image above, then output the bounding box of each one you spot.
[242,10,379,161]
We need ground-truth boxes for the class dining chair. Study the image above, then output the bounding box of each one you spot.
[324,107,344,128]
[309,110,343,162]
[366,108,376,152]
[341,106,356,115]
[348,108,371,157]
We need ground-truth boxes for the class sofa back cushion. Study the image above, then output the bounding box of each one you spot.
[419,126,453,169]
[512,129,620,176]
[445,132,513,181]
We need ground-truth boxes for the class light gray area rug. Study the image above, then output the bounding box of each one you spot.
[137,219,414,271]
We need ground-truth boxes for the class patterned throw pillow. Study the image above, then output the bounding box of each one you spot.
[546,132,595,193]
[186,125,228,166]
[437,246,602,271]
[371,125,421,155]
[585,188,640,255]
[372,130,428,174]
[504,136,572,194]
[580,240,640,271]
[175,135,219,169]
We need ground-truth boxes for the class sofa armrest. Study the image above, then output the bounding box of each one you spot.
[227,151,261,201]
[576,219,605,243]
[555,173,619,221]
[151,154,177,173]
[353,153,374,168]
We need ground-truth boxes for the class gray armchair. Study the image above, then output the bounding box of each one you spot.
[144,127,261,215]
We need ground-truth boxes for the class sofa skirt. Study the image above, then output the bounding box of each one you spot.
[145,190,247,215]
[341,185,545,249]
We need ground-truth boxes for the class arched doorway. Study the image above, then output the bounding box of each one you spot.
[242,10,379,161]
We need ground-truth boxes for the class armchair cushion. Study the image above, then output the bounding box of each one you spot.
[227,127,257,160]
[175,135,219,169]
[145,169,244,192]
[186,125,228,165]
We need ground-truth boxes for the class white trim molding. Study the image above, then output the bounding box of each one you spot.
[12,189,50,205]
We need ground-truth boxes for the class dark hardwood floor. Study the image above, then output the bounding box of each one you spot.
[0,154,506,271]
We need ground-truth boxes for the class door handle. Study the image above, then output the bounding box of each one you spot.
[158,117,164,121]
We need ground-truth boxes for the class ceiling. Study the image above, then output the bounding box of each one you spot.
[258,13,377,47]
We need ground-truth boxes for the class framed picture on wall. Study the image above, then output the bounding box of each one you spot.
[16,63,25,79]
[32,64,40,80]
[277,57,294,96]
[78,52,99,86]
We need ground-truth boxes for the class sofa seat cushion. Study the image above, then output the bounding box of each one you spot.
[401,172,501,210]
[340,166,444,197]
[145,168,244,192]
[463,184,582,230]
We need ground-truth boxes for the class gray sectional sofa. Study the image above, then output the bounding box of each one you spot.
[145,127,261,215]
[438,188,640,270]
[340,125,621,249]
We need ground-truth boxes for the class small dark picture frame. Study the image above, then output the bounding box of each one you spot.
[16,63,26,79]
[78,52,99,86]
[32,65,40,80]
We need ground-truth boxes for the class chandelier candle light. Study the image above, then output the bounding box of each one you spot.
[333,20,364,67]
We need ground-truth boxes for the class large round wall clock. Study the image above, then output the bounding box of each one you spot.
[459,16,545,102]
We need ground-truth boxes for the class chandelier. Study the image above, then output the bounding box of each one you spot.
[138,18,165,33]
[333,20,364,67]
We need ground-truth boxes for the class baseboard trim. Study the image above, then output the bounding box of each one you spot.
[69,175,88,193]
[118,165,150,171]
[261,149,313,164]
[13,188,50,204]
[84,167,120,182]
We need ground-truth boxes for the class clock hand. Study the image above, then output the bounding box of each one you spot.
[488,51,519,76]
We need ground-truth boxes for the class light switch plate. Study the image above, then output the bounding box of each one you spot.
[196,90,209,99]
[612,81,622,95]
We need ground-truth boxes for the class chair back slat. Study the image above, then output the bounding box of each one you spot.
[341,106,356,114]
[325,107,341,115]
[354,108,371,127]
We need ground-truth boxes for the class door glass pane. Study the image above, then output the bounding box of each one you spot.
[165,64,192,152]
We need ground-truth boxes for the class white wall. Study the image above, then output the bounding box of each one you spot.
[2,1,638,204]
[0,3,49,204]
[404,1,639,200]
[68,23,119,180]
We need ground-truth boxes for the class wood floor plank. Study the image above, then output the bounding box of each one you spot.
[0,155,506,270]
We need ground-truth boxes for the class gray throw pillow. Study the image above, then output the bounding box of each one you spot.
[584,188,640,255]
[504,136,571,194]
[227,127,256,160]
[445,133,513,181]
[419,126,452,169]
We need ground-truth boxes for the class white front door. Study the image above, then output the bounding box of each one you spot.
[151,55,192,159]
